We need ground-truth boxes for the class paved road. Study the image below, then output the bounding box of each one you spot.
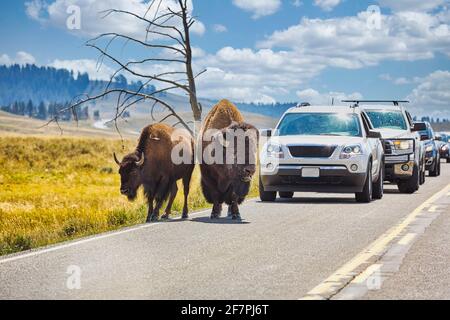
[1,163,450,300]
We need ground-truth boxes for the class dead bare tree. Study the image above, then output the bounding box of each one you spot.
[44,0,205,136]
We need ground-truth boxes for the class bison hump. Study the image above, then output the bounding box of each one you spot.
[203,99,244,131]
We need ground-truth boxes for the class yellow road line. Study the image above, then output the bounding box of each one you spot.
[301,183,450,300]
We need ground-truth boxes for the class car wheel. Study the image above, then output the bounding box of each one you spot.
[447,158,450,163]
[372,164,384,200]
[419,157,426,185]
[259,177,276,202]
[279,192,294,199]
[429,157,439,177]
[420,160,426,185]
[356,162,373,203]
[398,164,420,194]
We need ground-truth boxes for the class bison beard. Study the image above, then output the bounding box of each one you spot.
[199,99,258,220]
[115,123,194,223]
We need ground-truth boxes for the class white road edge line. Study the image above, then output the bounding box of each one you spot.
[300,183,450,300]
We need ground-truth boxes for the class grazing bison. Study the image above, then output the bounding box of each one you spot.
[114,123,194,222]
[199,99,259,220]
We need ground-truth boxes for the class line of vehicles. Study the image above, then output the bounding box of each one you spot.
[259,100,450,203]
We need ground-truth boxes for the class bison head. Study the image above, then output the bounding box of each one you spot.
[219,122,259,183]
[114,152,145,201]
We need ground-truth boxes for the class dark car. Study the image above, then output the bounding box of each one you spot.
[416,121,441,176]
[436,132,450,163]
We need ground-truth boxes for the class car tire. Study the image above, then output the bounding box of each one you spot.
[429,157,439,177]
[279,192,294,199]
[372,164,384,200]
[398,164,420,194]
[419,157,426,185]
[259,177,277,202]
[447,158,450,163]
[356,162,373,203]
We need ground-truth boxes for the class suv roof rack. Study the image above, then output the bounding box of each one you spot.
[342,100,410,106]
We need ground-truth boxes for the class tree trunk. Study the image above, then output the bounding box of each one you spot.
[181,2,202,123]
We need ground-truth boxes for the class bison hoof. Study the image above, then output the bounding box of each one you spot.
[146,215,159,223]
[210,213,221,220]
[181,213,189,220]
[161,214,170,220]
[232,214,242,221]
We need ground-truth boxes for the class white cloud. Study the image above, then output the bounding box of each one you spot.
[377,0,447,12]
[0,51,36,66]
[292,0,303,8]
[296,88,363,105]
[314,0,341,12]
[232,0,281,19]
[213,24,228,33]
[193,6,450,104]
[25,0,205,38]
[259,9,450,67]
[49,59,115,80]
[25,0,47,22]
[407,70,450,117]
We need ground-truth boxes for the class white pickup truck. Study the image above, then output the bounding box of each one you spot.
[259,105,385,203]
[358,101,426,194]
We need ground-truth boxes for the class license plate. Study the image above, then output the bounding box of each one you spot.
[302,167,320,178]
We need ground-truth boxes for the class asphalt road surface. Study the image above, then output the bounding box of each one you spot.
[1,162,450,300]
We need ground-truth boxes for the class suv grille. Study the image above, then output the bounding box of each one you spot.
[383,141,393,155]
[288,145,336,158]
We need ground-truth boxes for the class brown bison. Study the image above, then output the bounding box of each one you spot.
[114,123,194,222]
[199,99,259,220]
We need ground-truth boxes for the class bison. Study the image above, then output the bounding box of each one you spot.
[114,123,194,222]
[199,99,259,220]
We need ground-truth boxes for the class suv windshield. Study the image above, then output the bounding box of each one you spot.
[276,113,362,137]
[365,110,408,130]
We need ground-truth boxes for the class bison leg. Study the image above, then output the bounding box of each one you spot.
[181,172,192,219]
[230,202,241,221]
[211,202,223,219]
[162,183,178,220]
[145,196,154,224]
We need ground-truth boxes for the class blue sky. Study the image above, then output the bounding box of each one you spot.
[1,0,449,117]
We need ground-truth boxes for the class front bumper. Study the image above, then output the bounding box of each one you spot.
[384,155,415,181]
[260,165,367,193]
[385,161,415,181]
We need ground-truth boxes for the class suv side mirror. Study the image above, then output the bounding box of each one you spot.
[420,134,429,141]
[412,123,427,132]
[260,129,272,138]
[367,131,382,139]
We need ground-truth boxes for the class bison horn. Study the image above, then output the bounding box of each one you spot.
[135,153,145,166]
[113,153,121,166]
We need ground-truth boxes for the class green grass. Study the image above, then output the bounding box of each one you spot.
[0,136,258,256]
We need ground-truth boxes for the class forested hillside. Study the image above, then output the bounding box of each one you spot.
[0,64,155,106]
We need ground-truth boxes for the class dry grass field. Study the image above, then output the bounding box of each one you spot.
[0,133,259,256]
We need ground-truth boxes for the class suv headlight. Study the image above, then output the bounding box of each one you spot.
[387,139,414,155]
[425,145,433,152]
[340,144,363,159]
[266,143,284,159]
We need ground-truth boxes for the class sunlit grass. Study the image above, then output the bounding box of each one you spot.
[0,136,258,256]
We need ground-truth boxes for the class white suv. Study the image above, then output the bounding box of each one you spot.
[359,101,426,194]
[259,105,385,203]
